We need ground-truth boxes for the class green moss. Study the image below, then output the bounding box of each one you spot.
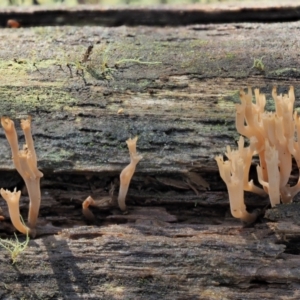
[0,58,64,82]
[252,57,265,72]
[268,68,300,78]
[0,86,77,116]
[0,55,80,116]
[218,90,240,108]
[265,96,276,111]
[42,148,74,162]
[225,53,235,60]
[0,223,29,265]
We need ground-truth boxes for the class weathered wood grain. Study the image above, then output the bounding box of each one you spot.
[0,22,300,176]
[1,192,300,299]
[1,220,300,299]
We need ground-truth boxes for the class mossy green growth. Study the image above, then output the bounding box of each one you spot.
[218,90,240,107]
[0,86,77,116]
[268,68,300,78]
[225,53,235,60]
[0,218,29,265]
[252,56,265,72]
[84,43,162,81]
[0,56,79,115]
[41,148,74,162]
[0,58,62,84]
[264,96,276,111]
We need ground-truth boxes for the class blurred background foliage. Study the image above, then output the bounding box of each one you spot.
[1,0,254,6]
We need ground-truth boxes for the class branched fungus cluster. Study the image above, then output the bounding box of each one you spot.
[0,117,43,237]
[0,115,143,235]
[216,86,300,222]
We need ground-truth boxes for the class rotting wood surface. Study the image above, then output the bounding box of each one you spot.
[1,217,300,299]
[0,12,300,300]
[1,22,300,174]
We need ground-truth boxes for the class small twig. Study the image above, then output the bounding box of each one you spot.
[33,62,43,75]
[76,68,87,86]
[115,58,162,66]
[66,63,73,78]
[56,64,65,72]
[81,45,94,63]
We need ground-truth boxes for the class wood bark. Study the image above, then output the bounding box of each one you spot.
[0,3,300,299]
[1,20,300,174]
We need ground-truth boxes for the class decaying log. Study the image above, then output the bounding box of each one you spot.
[0,3,300,299]
[0,21,300,175]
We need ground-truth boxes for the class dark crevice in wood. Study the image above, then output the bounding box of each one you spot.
[1,4,300,27]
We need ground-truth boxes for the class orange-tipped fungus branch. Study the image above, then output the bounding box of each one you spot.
[1,117,43,236]
[82,196,97,221]
[118,136,142,211]
[0,188,30,235]
[215,137,263,223]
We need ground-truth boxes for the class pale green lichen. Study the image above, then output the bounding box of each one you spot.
[252,56,265,71]
[0,217,30,264]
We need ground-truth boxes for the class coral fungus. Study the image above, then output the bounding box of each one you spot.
[118,136,142,211]
[1,117,43,237]
[216,86,300,222]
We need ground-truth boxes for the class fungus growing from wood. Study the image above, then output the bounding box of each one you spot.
[215,137,263,223]
[0,188,30,235]
[82,196,97,222]
[118,136,142,211]
[82,183,116,221]
[216,86,300,222]
[1,117,43,237]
